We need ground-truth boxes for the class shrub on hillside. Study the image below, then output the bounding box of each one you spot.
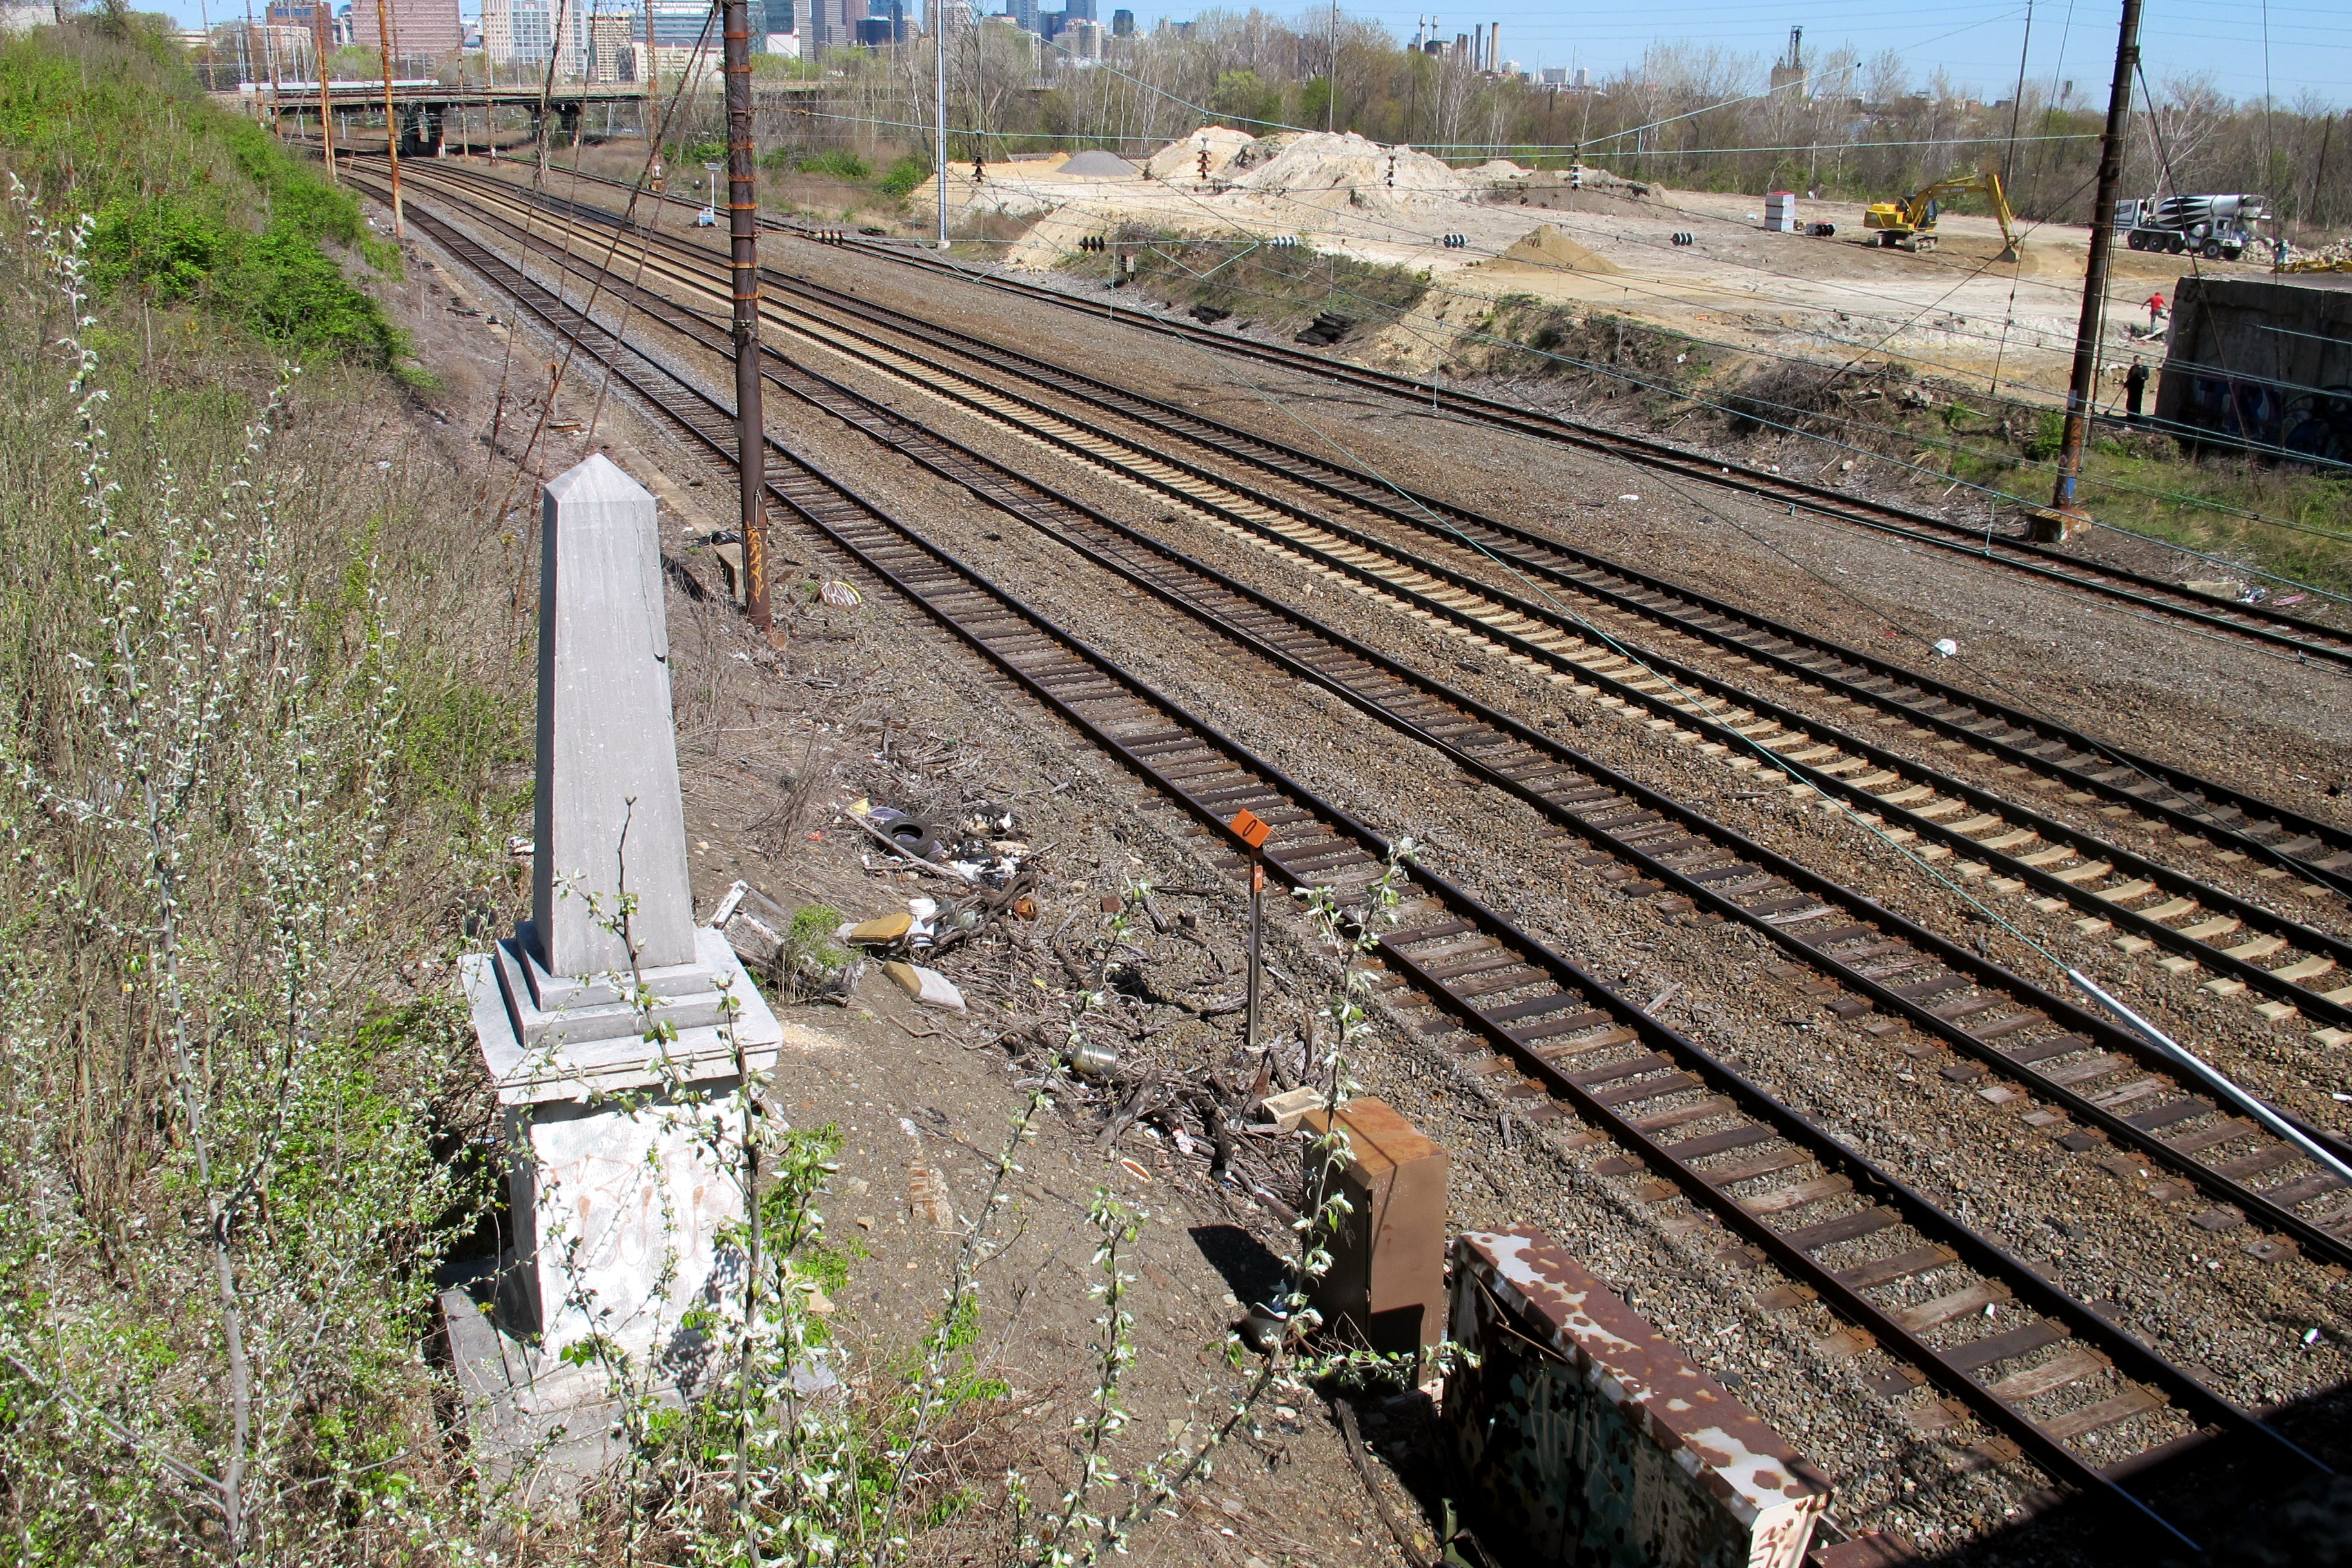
[1,25,399,364]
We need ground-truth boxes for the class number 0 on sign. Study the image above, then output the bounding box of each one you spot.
[1228,808,1271,848]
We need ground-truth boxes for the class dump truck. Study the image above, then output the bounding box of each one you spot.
[2115,193,2269,259]
[1864,169,2023,260]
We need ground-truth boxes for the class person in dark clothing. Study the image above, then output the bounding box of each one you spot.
[2124,360,2151,424]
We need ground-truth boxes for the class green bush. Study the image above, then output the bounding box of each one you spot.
[2026,409,2066,462]
[0,28,400,366]
[796,148,870,181]
[878,155,928,198]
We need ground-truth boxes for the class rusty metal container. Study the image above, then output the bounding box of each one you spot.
[1446,1229,1831,1568]
[1300,1097,1449,1357]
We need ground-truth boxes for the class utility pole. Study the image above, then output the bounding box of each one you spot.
[935,0,947,248]
[1326,0,1336,130]
[314,0,337,179]
[2041,0,2141,541]
[2002,0,2035,190]
[375,0,404,237]
[721,0,771,634]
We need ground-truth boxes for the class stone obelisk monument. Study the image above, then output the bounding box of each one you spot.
[462,454,783,1351]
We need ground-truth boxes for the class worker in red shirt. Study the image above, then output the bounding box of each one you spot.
[2145,291,2168,331]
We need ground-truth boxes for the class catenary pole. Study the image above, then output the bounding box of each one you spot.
[376,0,404,237]
[315,0,337,179]
[2041,0,2141,540]
[936,3,948,247]
[721,0,771,632]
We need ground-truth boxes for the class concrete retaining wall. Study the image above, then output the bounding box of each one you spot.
[2155,272,2352,462]
[1446,1229,1830,1568]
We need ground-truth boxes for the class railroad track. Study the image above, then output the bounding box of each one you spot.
[404,165,2352,1262]
[378,172,2335,1552]
[400,162,2352,1080]
[413,154,2352,672]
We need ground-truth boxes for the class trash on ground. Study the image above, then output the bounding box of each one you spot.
[720,883,863,1003]
[1259,1086,1324,1129]
[819,579,861,607]
[841,910,914,943]
[882,961,966,1011]
[1932,638,1959,657]
[2182,578,2244,600]
[1071,1040,1120,1079]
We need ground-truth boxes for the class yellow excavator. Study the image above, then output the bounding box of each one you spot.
[1865,168,2023,260]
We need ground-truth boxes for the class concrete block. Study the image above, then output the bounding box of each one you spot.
[1446,1229,1830,1568]
[1300,1097,1447,1357]
[503,1083,743,1357]
[532,453,698,980]
[462,925,787,1103]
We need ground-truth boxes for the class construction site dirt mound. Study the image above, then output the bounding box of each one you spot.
[1141,124,1255,182]
[1224,131,1470,196]
[1482,223,1625,275]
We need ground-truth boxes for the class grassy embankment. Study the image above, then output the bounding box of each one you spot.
[0,17,529,1560]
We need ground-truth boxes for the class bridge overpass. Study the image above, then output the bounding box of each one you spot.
[211,77,822,154]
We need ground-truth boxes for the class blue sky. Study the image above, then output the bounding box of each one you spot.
[164,0,2346,105]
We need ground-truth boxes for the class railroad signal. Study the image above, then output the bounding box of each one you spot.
[1229,808,1271,1055]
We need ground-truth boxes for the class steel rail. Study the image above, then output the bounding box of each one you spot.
[411,159,2352,905]
[438,157,2352,670]
[810,222,2352,668]
[382,177,2331,1549]
[406,167,2352,1260]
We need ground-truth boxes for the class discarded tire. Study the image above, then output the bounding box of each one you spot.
[865,807,938,861]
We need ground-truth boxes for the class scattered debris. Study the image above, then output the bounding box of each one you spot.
[1295,311,1355,347]
[718,883,864,1003]
[1932,638,1959,657]
[819,579,862,607]
[1259,1086,1324,1130]
[906,1163,958,1230]
[881,960,966,1012]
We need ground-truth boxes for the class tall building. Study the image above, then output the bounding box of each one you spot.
[587,11,638,79]
[348,0,462,63]
[481,0,545,63]
[647,0,772,47]
[1059,0,1090,20]
[1109,7,1131,35]
[1065,17,1101,57]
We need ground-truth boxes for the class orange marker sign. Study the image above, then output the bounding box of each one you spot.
[1228,808,1271,849]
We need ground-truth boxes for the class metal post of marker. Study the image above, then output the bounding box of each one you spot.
[1230,808,1273,1057]
[2069,970,2352,1189]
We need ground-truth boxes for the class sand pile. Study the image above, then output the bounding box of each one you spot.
[1461,158,1530,184]
[1224,131,1469,195]
[1482,223,1623,275]
[1058,150,1140,177]
[1142,125,1256,181]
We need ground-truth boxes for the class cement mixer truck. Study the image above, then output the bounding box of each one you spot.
[2115,193,2269,259]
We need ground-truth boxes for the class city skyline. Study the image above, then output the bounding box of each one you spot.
[157,0,2346,104]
